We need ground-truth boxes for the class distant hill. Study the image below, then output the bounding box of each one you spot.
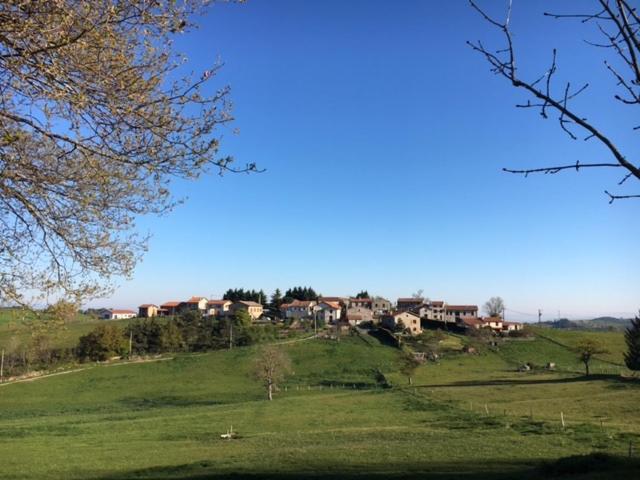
[540,316,632,331]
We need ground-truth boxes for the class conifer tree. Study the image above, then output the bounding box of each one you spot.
[624,316,640,372]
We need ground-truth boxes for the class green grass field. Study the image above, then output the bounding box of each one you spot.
[0,327,638,479]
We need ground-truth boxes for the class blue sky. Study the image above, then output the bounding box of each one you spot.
[96,1,639,321]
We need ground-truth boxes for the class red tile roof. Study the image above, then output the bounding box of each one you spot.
[429,301,444,307]
[446,305,478,311]
[321,301,341,310]
[320,297,345,302]
[161,301,180,308]
[186,296,206,303]
[350,298,371,303]
[207,300,230,306]
[461,316,483,326]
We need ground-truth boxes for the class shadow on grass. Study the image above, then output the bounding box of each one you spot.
[96,454,640,480]
[118,396,223,410]
[416,373,640,389]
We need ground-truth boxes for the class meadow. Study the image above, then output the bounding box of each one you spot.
[0,325,638,479]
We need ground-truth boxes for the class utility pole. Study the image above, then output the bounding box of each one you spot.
[0,348,4,383]
[229,323,233,350]
[128,330,133,358]
[538,309,542,324]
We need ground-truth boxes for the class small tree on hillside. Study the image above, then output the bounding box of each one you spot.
[624,315,640,373]
[355,290,370,299]
[575,339,608,377]
[400,352,423,385]
[483,297,505,318]
[252,346,292,401]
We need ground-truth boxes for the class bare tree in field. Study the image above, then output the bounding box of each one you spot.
[252,346,292,401]
[0,1,259,305]
[575,339,608,376]
[469,0,640,203]
[483,297,505,318]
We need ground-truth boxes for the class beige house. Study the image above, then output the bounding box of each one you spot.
[346,306,374,324]
[502,321,523,332]
[138,304,158,318]
[381,311,422,335]
[231,300,264,320]
[348,297,373,309]
[206,300,232,317]
[371,296,392,315]
[181,296,208,314]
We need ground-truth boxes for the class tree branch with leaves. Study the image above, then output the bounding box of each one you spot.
[0,0,259,306]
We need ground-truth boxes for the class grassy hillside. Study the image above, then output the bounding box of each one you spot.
[0,308,139,350]
[0,329,638,479]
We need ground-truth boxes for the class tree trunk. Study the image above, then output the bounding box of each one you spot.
[267,381,273,401]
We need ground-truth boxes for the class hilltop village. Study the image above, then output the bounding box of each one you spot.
[98,293,524,336]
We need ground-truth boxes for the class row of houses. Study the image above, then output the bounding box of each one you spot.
[100,294,522,336]
[280,296,522,335]
[100,297,264,321]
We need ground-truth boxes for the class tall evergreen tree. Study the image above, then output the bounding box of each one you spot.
[355,290,370,299]
[270,289,283,309]
[624,316,640,372]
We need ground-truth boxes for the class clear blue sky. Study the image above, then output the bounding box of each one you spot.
[94,0,639,321]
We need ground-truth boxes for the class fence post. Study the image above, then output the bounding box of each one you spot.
[560,411,565,429]
[484,404,489,415]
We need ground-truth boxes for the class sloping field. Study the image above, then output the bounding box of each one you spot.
[0,331,638,479]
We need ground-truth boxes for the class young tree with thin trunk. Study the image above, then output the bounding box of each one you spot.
[0,1,258,305]
[575,339,608,376]
[252,346,292,401]
[400,352,422,386]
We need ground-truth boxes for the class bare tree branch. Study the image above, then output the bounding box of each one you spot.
[468,0,640,202]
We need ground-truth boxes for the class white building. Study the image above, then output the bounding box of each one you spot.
[102,309,137,320]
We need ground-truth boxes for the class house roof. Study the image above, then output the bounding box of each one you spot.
[236,300,262,307]
[394,311,420,319]
[138,304,157,308]
[502,321,521,327]
[397,297,424,303]
[460,316,483,326]
[446,305,478,311]
[186,296,206,303]
[286,300,316,308]
[207,300,231,306]
[110,309,136,314]
[350,298,371,303]
[319,296,346,303]
[482,316,502,323]
[319,301,341,310]
[429,301,445,307]
[161,301,180,308]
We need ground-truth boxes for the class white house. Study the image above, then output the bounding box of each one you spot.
[102,309,137,320]
[281,300,317,320]
[315,301,341,324]
[207,299,232,317]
